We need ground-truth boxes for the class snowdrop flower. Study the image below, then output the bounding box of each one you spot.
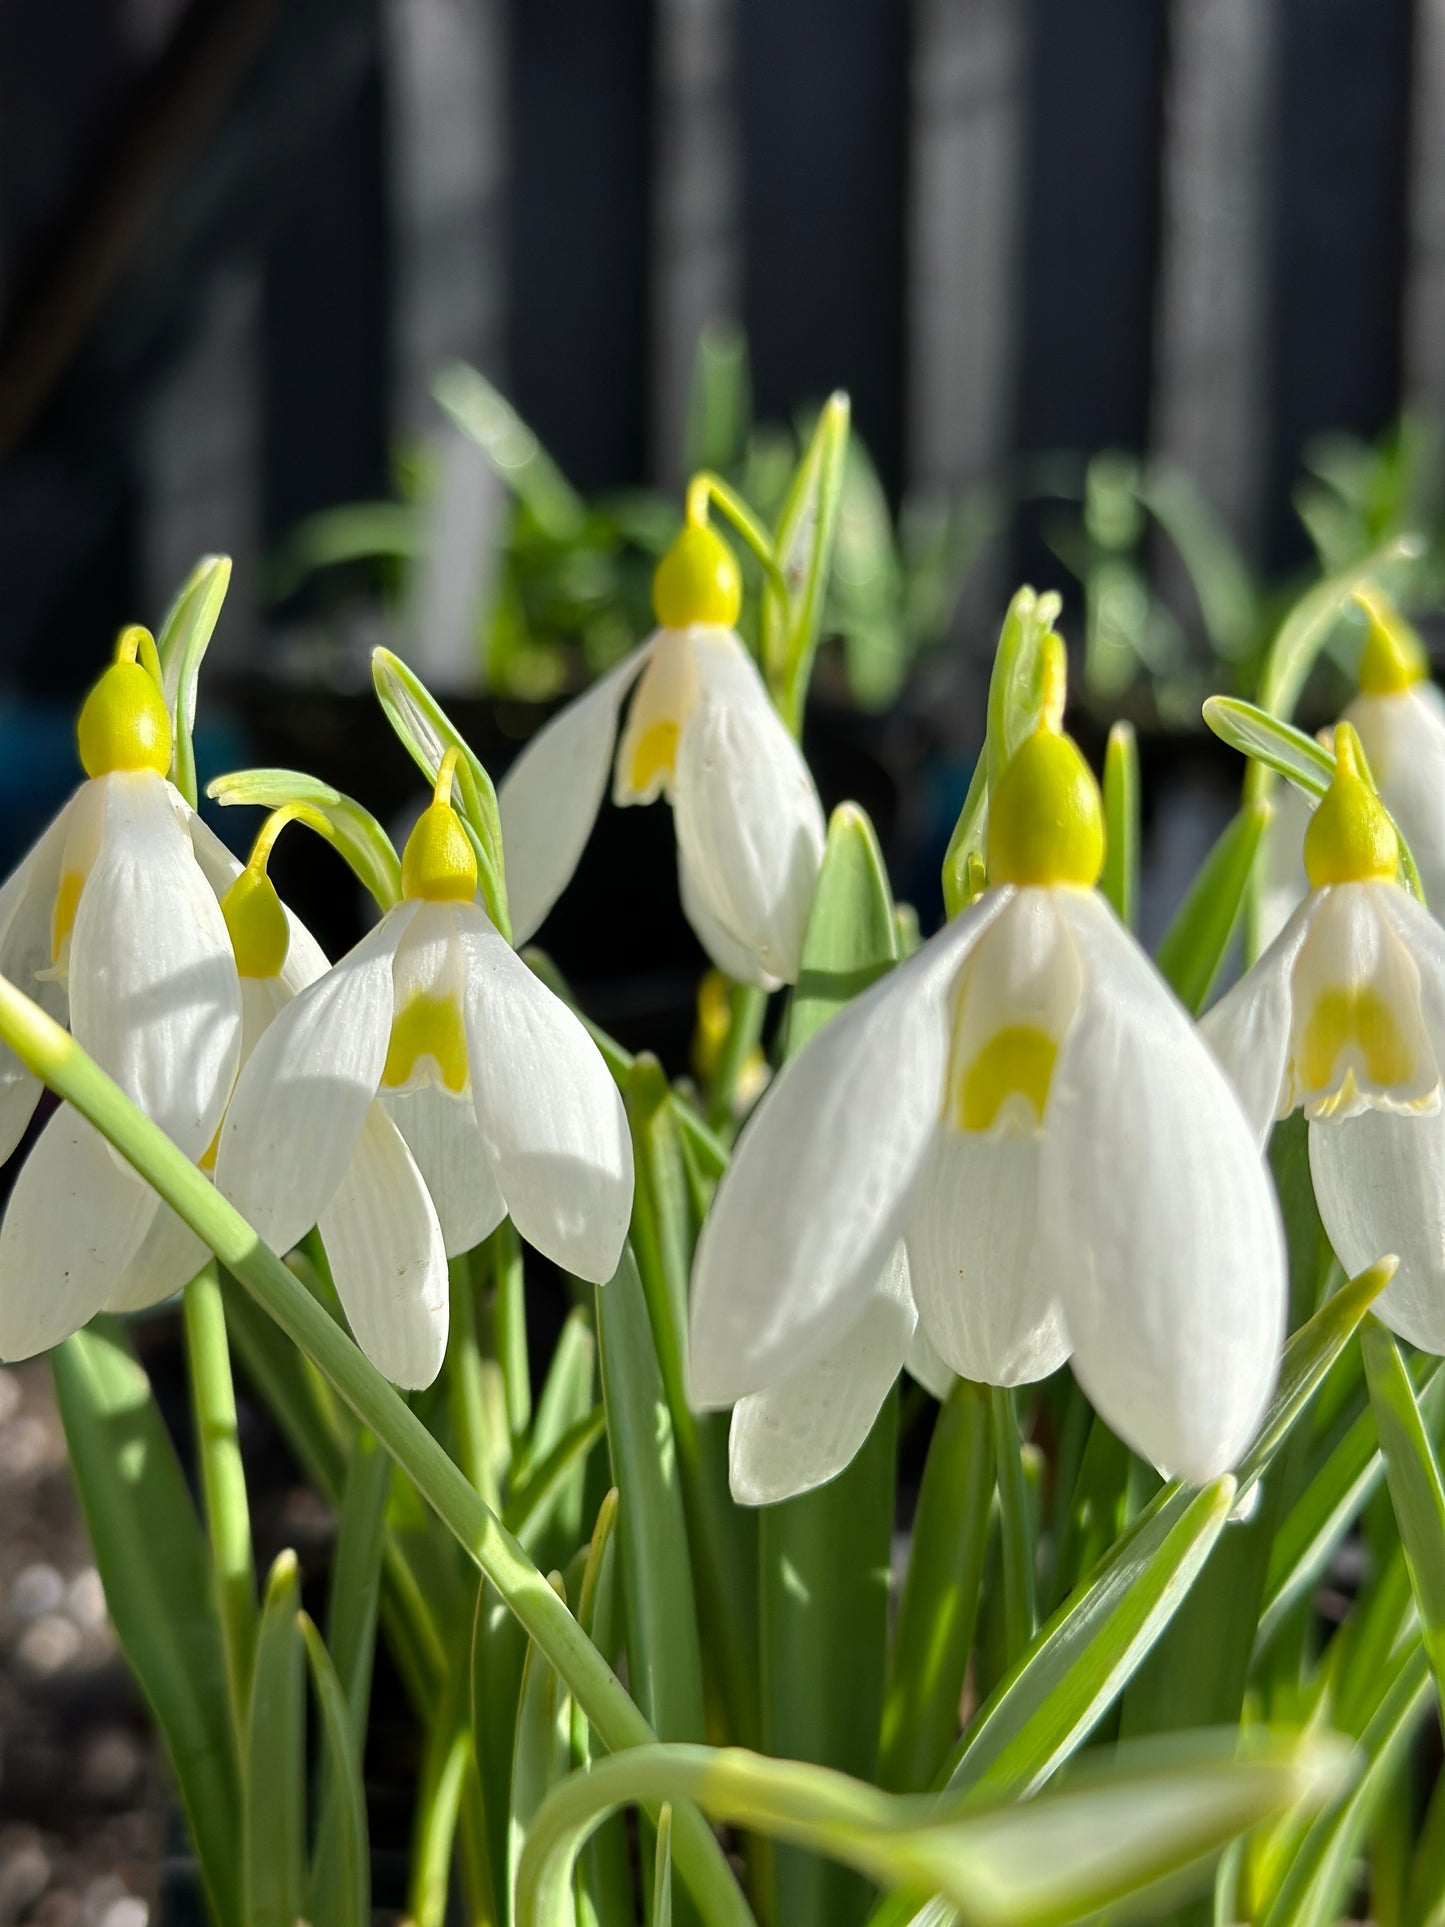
[1343,591,1445,912]
[1204,723,1445,1354]
[692,647,1287,1485]
[0,633,242,1359]
[217,754,633,1386]
[498,519,825,989]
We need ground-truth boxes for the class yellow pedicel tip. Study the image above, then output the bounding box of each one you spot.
[76,659,172,779]
[221,868,291,979]
[402,800,478,903]
[1353,589,1428,696]
[652,521,742,629]
[986,705,1105,890]
[1304,723,1398,888]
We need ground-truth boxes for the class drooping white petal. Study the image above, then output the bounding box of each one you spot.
[1200,896,1315,1145]
[384,1082,506,1257]
[728,1244,915,1505]
[1378,884,1445,1065]
[1348,683,1445,912]
[614,628,699,806]
[317,1103,449,1389]
[904,1320,955,1401]
[498,642,653,945]
[0,1108,158,1358]
[678,857,784,990]
[688,892,1010,1407]
[0,797,74,1162]
[1256,777,1315,952]
[67,772,241,1158]
[106,1197,210,1314]
[672,628,826,987]
[216,910,410,1256]
[457,907,632,1282]
[906,1131,1071,1386]
[1309,1106,1445,1352]
[1046,891,1287,1482]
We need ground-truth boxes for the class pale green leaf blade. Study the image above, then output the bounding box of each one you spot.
[301,1613,371,1927]
[245,1551,307,1927]
[1101,720,1139,927]
[1154,800,1270,1012]
[157,553,231,808]
[1361,1311,1445,1702]
[207,766,402,908]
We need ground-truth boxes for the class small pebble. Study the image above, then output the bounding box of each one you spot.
[0,1833,51,1914]
[80,1729,143,1804]
[12,1562,65,1620]
[0,1415,51,1480]
[81,1877,126,1925]
[97,1900,146,1927]
[66,1567,107,1631]
[17,1614,82,1677]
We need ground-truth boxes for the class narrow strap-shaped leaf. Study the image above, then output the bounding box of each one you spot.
[509,1574,578,1927]
[411,1653,475,1927]
[245,1551,307,1927]
[762,392,851,730]
[472,1575,529,1926]
[572,1492,635,1927]
[1154,800,1270,1012]
[158,552,231,807]
[301,1614,371,1927]
[1362,1314,1445,1708]
[207,767,402,908]
[1101,720,1139,927]
[53,1326,243,1927]
[653,1806,675,1927]
[433,359,588,538]
[879,1379,993,1792]
[488,1219,532,1450]
[991,1387,1038,1663]
[505,1408,607,1553]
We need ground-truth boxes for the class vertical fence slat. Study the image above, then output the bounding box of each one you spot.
[736,0,909,497]
[507,0,654,490]
[1404,0,1445,417]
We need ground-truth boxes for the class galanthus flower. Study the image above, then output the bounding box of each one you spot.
[1203,724,1445,1354]
[497,519,825,989]
[691,647,1287,1485]
[217,753,633,1386]
[0,635,241,1359]
[1342,591,1445,912]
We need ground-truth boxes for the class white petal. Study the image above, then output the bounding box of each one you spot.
[216,911,408,1254]
[688,892,1010,1407]
[1378,884,1445,1060]
[904,1319,955,1401]
[614,628,698,805]
[1046,891,1287,1482]
[728,1245,914,1504]
[106,1197,210,1314]
[906,1131,1071,1386]
[672,629,826,987]
[0,798,74,1161]
[68,773,242,1157]
[1199,895,1315,1145]
[0,1109,157,1358]
[383,1082,506,1257]
[678,856,784,990]
[1310,1107,1445,1352]
[318,1103,449,1389]
[1348,684,1445,913]
[1256,778,1315,952]
[457,908,633,1281]
[498,643,653,945]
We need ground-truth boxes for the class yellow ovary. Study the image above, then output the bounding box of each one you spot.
[383,993,469,1095]
[1297,985,1421,1114]
[629,719,680,794]
[51,870,84,963]
[949,1024,1059,1135]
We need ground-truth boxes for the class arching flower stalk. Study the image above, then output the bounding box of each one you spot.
[1204,723,1445,1354]
[0,631,242,1358]
[692,641,1287,1487]
[497,512,826,989]
[217,752,633,1387]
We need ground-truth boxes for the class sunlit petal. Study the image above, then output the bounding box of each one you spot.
[0,797,73,1162]
[1348,682,1445,912]
[1310,1105,1445,1353]
[384,1081,506,1258]
[1200,897,1315,1145]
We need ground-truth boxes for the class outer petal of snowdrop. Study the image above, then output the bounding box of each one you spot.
[728,1245,915,1505]
[385,1082,506,1257]
[0,802,73,1162]
[1309,1107,1445,1353]
[1200,898,1314,1144]
[499,643,652,945]
[689,893,1008,1406]
[1047,892,1287,1482]
[1348,681,1445,911]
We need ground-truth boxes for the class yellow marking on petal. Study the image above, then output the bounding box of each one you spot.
[1297,985,1419,1107]
[52,870,84,963]
[382,992,469,1094]
[949,1024,1059,1135]
[629,719,680,795]
[199,1123,222,1174]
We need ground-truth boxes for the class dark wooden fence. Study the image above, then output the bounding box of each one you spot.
[0,0,1437,695]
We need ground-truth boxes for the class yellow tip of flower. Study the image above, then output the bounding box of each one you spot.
[1303,722,1399,887]
[653,522,742,629]
[402,800,478,902]
[986,647,1104,888]
[1354,589,1428,694]
[221,867,291,979]
[76,658,172,779]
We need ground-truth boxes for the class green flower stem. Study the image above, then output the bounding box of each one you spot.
[991,1386,1038,1662]
[705,983,768,1132]
[0,975,751,1927]
[182,1261,257,1738]
[489,1220,532,1448]
[685,471,791,614]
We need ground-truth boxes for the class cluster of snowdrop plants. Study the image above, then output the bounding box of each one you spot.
[8,403,1445,1927]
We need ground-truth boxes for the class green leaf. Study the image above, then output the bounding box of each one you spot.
[411,1655,475,1927]
[505,1408,607,1553]
[1154,800,1270,1012]
[879,1379,994,1792]
[596,1245,708,1744]
[473,1576,529,1926]
[1253,533,1422,734]
[653,1806,675,1927]
[301,1614,371,1927]
[207,767,402,909]
[764,393,851,728]
[371,645,510,935]
[434,360,588,540]
[1203,698,1334,800]
[245,1551,307,1927]
[1101,721,1139,926]
[1361,1311,1445,1706]
[510,1573,578,1927]
[157,553,231,807]
[572,1491,636,1927]
[53,1326,242,1927]
[789,803,900,1052]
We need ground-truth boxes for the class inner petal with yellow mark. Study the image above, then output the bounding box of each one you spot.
[382,909,473,1098]
[614,630,700,807]
[1288,882,1439,1119]
[943,890,1084,1140]
[43,780,106,980]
